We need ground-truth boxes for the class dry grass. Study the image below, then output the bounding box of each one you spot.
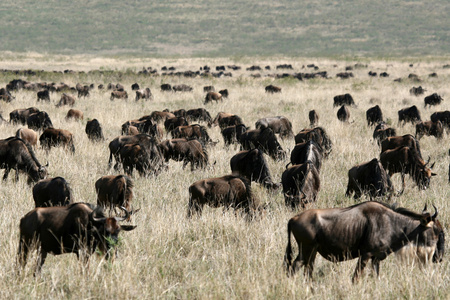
[0,56,449,299]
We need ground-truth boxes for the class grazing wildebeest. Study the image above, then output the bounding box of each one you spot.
[75,83,90,98]
[424,93,443,108]
[230,149,280,189]
[212,112,244,130]
[118,140,165,177]
[159,138,208,170]
[284,201,444,282]
[39,128,75,153]
[10,107,40,125]
[255,116,293,139]
[337,105,350,122]
[333,93,355,107]
[187,175,260,218]
[221,124,248,146]
[85,119,104,141]
[33,177,73,207]
[203,86,215,92]
[431,110,450,132]
[172,109,187,118]
[171,124,214,145]
[160,83,172,92]
[135,88,152,101]
[410,86,426,96]
[381,134,422,158]
[37,90,50,102]
[108,134,156,169]
[143,111,176,123]
[56,93,75,107]
[398,105,421,126]
[110,90,128,101]
[186,108,213,125]
[366,105,383,126]
[294,127,332,157]
[121,119,156,136]
[15,128,38,147]
[27,111,53,131]
[18,203,136,273]
[218,89,229,98]
[164,116,189,132]
[373,123,397,145]
[308,110,319,127]
[380,146,436,193]
[131,83,140,90]
[415,120,443,140]
[239,127,286,161]
[95,175,134,212]
[290,140,323,172]
[282,162,320,210]
[0,137,47,182]
[173,84,193,92]
[345,158,393,199]
[265,85,281,93]
[65,109,83,121]
[204,91,222,104]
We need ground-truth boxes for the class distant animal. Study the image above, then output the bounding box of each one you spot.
[218,89,229,98]
[27,111,53,131]
[415,120,443,140]
[212,112,244,129]
[333,93,355,107]
[381,134,422,158]
[56,93,75,107]
[290,140,323,172]
[75,83,90,98]
[373,122,397,145]
[255,116,293,139]
[203,86,215,92]
[186,108,213,125]
[282,162,320,209]
[39,128,75,153]
[159,138,208,170]
[398,105,421,126]
[204,91,222,104]
[171,124,214,145]
[410,86,426,96]
[118,140,164,177]
[239,127,286,161]
[33,177,73,207]
[110,90,128,100]
[337,105,350,122]
[284,202,444,282]
[10,107,40,125]
[144,111,176,123]
[65,109,83,121]
[131,83,140,90]
[221,124,248,146]
[294,127,332,157]
[85,119,104,141]
[308,110,319,127]
[15,128,38,147]
[37,90,50,102]
[108,134,156,170]
[135,88,152,101]
[366,105,383,126]
[431,111,450,131]
[424,93,443,108]
[95,175,134,212]
[265,85,281,93]
[164,117,189,132]
[173,84,193,92]
[160,84,172,92]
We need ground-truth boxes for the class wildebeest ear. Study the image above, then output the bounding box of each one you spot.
[420,217,431,227]
[121,225,137,231]
[431,173,437,176]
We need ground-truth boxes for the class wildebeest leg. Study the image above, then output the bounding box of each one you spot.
[293,245,317,278]
[371,258,380,277]
[187,198,203,218]
[17,239,29,269]
[35,251,47,275]
[352,255,370,283]
[3,167,10,181]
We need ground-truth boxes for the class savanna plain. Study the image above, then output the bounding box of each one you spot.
[0,55,449,299]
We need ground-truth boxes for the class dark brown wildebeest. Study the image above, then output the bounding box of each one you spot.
[39,128,75,153]
[131,83,140,90]
[110,90,128,101]
[118,140,165,177]
[398,105,421,126]
[255,116,293,139]
[284,201,444,282]
[290,140,323,172]
[230,149,280,190]
[333,93,355,107]
[219,89,229,98]
[160,83,172,92]
[95,175,134,212]
[265,85,281,93]
[380,146,436,193]
[143,111,176,123]
[27,111,53,131]
[221,124,248,146]
[294,127,332,157]
[381,134,422,158]
[164,116,189,132]
[187,175,260,218]
[212,112,244,130]
[85,119,104,142]
[15,128,38,147]
[410,86,426,96]
[424,93,443,108]
[18,203,136,273]
[239,127,286,161]
[65,109,83,121]
[33,177,73,207]
[159,138,208,170]
[308,110,319,127]
[186,108,213,125]
[431,111,450,132]
[366,105,383,126]
[345,158,393,199]
[373,122,397,145]
[121,119,156,136]
[135,88,152,101]
[204,91,222,104]
[56,93,75,107]
[37,90,50,102]
[415,120,443,140]
[10,107,40,125]
[337,105,350,122]
[171,124,214,145]
[108,134,155,169]
[173,84,193,92]
[172,109,187,118]
[0,137,47,182]
[282,161,320,210]
[203,86,215,92]
[76,83,90,98]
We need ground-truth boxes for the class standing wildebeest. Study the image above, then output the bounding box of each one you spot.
[159,138,208,170]
[144,111,176,123]
[308,110,319,127]
[65,109,83,121]
[265,85,281,93]
[294,127,332,157]
[186,108,213,125]
[96,175,134,212]
[255,116,293,139]
[164,116,189,132]
[108,134,155,169]
[204,91,222,104]
[33,177,73,207]
[27,111,53,131]
[160,83,172,92]
[424,93,443,108]
[187,175,260,218]
[37,90,50,102]
[410,86,426,96]
[15,128,38,147]
[131,83,140,90]
[173,84,193,92]
[56,93,75,107]
[171,124,214,145]
[76,83,90,98]
[0,137,47,182]
[221,124,248,146]
[172,109,187,118]
[282,162,320,209]
[118,140,165,177]
[366,105,383,126]
[203,86,215,92]
[219,89,229,98]
[373,122,397,145]
[284,201,444,282]
[18,203,136,273]
[337,105,350,122]
[135,88,152,101]
[39,128,75,153]
[333,93,355,107]
[230,149,280,189]
[85,119,104,141]
[431,111,450,132]
[110,90,128,101]
[415,120,443,140]
[398,105,421,126]
[121,119,156,136]
[381,134,422,158]
[10,107,40,125]
[290,140,323,172]
[212,112,244,129]
[345,158,393,199]
[239,127,286,161]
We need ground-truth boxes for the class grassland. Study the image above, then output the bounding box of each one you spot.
[0,56,449,299]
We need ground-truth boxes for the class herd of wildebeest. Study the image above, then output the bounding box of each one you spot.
[0,63,447,282]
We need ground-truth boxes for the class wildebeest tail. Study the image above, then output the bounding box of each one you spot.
[284,219,294,274]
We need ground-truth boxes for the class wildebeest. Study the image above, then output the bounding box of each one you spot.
[144,111,176,123]
[284,201,444,282]
[118,140,165,177]
[56,93,75,107]
[164,116,189,132]
[39,128,75,153]
[366,105,383,126]
[108,134,156,169]
[171,124,214,145]
[110,90,128,101]
[159,138,208,170]
[15,128,38,147]
[187,175,260,218]
[230,149,280,189]
[95,175,134,212]
[173,84,193,92]
[239,127,286,161]
[333,93,355,107]
[135,88,152,101]
[398,105,421,126]
[218,89,229,98]
[186,108,213,125]
[294,127,332,157]
[204,91,222,104]
[18,203,136,272]
[160,83,172,92]
[373,122,397,145]
[131,83,140,90]
[172,109,187,118]
[290,140,323,172]
[121,119,156,136]
[381,134,422,158]
[27,111,53,131]
[282,162,320,210]
[265,85,281,93]
[212,112,244,130]
[85,119,104,141]
[410,86,426,96]
[33,177,73,207]
[0,137,47,182]
[424,93,443,108]
[221,124,248,146]
[37,90,50,102]
[203,85,215,92]
[255,116,293,139]
[337,105,350,122]
[76,83,90,98]
[345,158,393,199]
[431,111,450,132]
[10,107,40,125]
[415,120,443,140]
[308,110,319,127]
[65,109,83,121]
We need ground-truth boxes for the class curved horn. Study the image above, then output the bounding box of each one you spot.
[425,156,431,166]
[90,209,107,223]
[430,162,436,169]
[432,205,438,219]
[114,206,130,222]
[422,204,428,215]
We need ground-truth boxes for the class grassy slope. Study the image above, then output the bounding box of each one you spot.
[0,0,448,57]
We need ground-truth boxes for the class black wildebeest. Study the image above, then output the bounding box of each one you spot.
[333,93,355,107]
[294,127,332,157]
[37,90,50,102]
[27,111,53,131]
[221,124,248,146]
[345,158,393,199]
[284,201,444,282]
[85,119,104,142]
[239,127,286,161]
[381,134,422,158]
[424,93,443,108]
[159,138,208,170]
[96,175,134,212]
[337,105,350,122]
[289,140,323,172]
[308,110,319,127]
[230,149,280,190]
[56,93,75,107]
[373,122,397,145]
[282,161,320,210]
[431,111,450,132]
[218,89,229,98]
[265,85,281,93]
[255,116,293,139]
[204,91,222,104]
[0,137,48,183]
[10,107,40,125]
[415,120,443,140]
[18,204,136,273]
[398,105,421,126]
[410,86,426,96]
[39,128,75,153]
[33,177,73,207]
[131,83,140,90]
[160,83,172,92]
[366,105,383,126]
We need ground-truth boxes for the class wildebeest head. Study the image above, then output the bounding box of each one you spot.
[260,128,286,160]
